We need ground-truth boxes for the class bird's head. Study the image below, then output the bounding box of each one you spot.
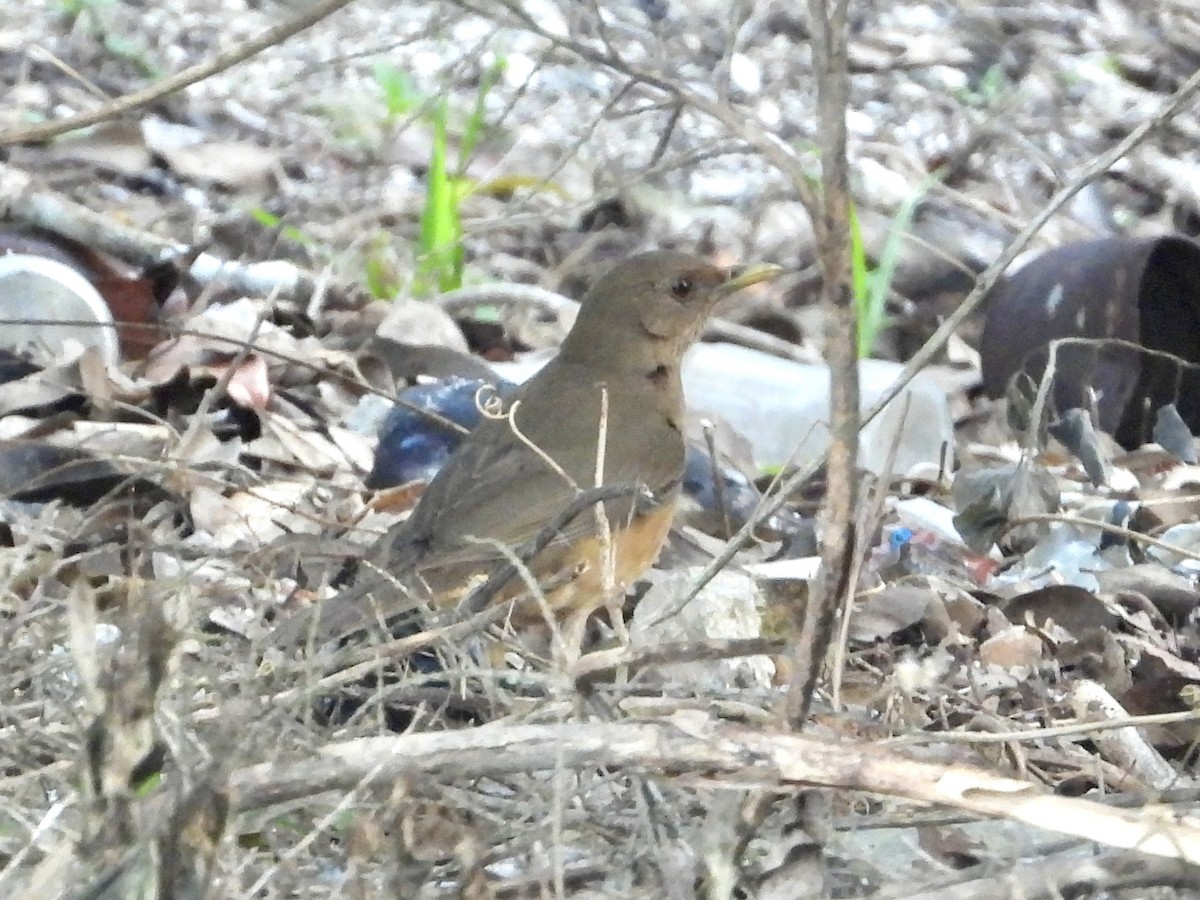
[561,251,783,367]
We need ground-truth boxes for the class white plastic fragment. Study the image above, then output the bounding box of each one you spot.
[189,253,302,297]
[891,497,965,545]
[1147,522,1200,575]
[682,344,953,476]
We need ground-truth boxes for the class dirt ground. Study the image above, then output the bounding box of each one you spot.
[2,0,1200,897]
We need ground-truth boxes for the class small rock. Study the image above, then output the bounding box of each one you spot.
[630,568,773,692]
[729,53,762,95]
[376,299,467,352]
[979,625,1042,670]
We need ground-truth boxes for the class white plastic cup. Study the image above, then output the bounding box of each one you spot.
[0,253,119,366]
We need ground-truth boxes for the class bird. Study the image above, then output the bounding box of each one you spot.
[273,250,783,664]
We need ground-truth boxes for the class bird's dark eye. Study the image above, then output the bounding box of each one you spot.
[670,277,693,300]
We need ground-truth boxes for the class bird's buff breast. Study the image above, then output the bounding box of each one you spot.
[542,498,677,612]
[423,497,677,624]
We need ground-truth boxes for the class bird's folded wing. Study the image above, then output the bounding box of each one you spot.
[377,398,673,566]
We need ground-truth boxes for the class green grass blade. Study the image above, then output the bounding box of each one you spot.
[371,61,421,123]
[459,57,506,170]
[853,174,938,357]
[418,102,464,293]
[849,204,874,356]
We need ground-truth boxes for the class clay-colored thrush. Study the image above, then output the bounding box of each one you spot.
[274,250,782,659]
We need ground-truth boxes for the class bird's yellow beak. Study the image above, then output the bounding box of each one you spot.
[717,262,785,297]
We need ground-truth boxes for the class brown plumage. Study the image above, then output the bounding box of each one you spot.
[273,251,782,659]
